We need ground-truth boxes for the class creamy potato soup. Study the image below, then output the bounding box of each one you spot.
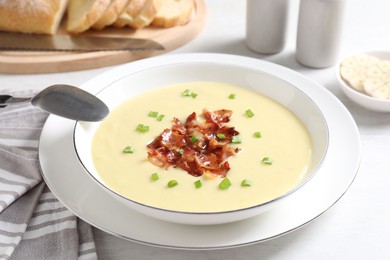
[92,82,312,212]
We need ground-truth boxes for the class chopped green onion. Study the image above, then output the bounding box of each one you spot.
[190,135,199,144]
[228,93,236,99]
[241,179,252,187]
[216,133,226,140]
[219,177,232,190]
[136,124,149,133]
[148,111,158,117]
[231,136,242,144]
[150,173,159,181]
[167,180,178,188]
[156,114,165,121]
[181,89,197,98]
[194,180,202,189]
[254,131,262,138]
[245,109,255,118]
[182,89,192,96]
[177,148,184,155]
[261,157,273,165]
[123,146,135,153]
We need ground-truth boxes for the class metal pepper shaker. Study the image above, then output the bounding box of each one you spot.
[296,0,347,68]
[246,0,290,54]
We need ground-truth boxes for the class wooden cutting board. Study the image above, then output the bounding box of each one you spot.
[0,0,206,74]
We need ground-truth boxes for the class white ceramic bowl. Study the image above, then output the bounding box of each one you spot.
[73,53,329,225]
[336,51,390,112]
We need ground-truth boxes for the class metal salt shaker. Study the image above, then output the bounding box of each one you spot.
[246,0,290,54]
[296,0,347,68]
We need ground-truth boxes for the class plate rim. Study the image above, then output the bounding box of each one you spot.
[39,53,361,249]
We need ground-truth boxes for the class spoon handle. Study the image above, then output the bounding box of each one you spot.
[0,95,31,107]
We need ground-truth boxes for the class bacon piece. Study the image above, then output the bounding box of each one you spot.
[172,117,186,134]
[146,109,240,177]
[147,147,167,168]
[203,109,232,126]
[161,129,186,150]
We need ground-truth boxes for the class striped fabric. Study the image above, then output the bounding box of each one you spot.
[0,90,97,260]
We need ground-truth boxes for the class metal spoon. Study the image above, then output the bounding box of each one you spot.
[0,84,109,121]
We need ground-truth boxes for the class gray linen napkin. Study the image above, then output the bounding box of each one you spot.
[0,90,97,260]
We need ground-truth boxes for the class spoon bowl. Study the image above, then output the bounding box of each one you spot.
[1,84,109,121]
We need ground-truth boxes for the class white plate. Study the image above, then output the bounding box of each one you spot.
[39,53,361,249]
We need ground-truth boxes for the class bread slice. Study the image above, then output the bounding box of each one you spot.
[152,0,194,28]
[92,0,129,30]
[113,0,160,29]
[0,0,69,35]
[113,0,146,28]
[127,0,161,29]
[67,0,111,33]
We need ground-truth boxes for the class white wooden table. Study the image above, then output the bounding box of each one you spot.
[1,0,389,259]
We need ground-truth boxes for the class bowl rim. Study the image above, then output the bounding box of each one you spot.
[73,53,330,217]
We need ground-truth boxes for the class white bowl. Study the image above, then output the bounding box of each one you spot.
[336,51,390,112]
[73,53,329,225]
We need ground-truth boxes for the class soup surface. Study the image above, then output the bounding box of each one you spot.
[92,81,312,212]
